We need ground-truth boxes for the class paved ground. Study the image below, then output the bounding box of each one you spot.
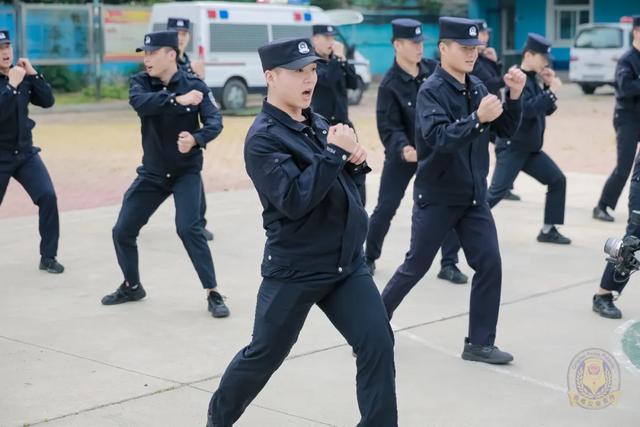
[2,83,640,426]
[2,169,640,427]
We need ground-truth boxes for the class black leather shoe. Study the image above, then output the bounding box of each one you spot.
[593,206,614,222]
[437,265,468,284]
[208,290,230,318]
[462,337,513,365]
[365,258,376,275]
[503,190,521,201]
[537,226,571,244]
[101,282,146,305]
[202,228,214,242]
[39,257,64,274]
[592,293,622,319]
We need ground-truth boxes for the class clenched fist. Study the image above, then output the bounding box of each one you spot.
[477,94,503,124]
[176,90,203,106]
[16,58,37,75]
[177,131,196,153]
[503,66,526,99]
[8,65,26,88]
[402,145,417,163]
[327,124,358,154]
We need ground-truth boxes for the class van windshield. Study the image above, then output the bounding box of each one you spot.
[574,27,623,49]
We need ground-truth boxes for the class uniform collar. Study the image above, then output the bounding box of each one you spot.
[434,65,470,92]
[393,59,429,82]
[149,68,183,86]
[178,52,190,65]
[262,100,315,133]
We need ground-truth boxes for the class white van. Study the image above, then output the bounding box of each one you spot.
[569,19,633,95]
[149,1,371,109]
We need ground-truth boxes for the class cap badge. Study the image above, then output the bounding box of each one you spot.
[298,41,310,54]
[145,36,151,45]
[469,26,477,37]
[415,27,421,35]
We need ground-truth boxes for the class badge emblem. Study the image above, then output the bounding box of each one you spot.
[145,36,151,45]
[0,32,5,40]
[567,348,621,410]
[177,20,184,27]
[416,27,421,35]
[469,26,477,37]
[298,41,310,54]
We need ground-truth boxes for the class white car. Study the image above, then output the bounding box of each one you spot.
[569,19,633,95]
[149,1,371,109]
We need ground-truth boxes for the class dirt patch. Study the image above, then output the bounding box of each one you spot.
[0,83,618,219]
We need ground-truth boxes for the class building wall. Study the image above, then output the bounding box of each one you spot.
[343,22,440,75]
[593,0,640,22]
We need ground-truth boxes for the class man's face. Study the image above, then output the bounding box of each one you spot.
[478,30,490,52]
[526,51,549,73]
[143,47,175,77]
[394,39,424,65]
[440,41,478,74]
[177,31,190,54]
[0,43,13,70]
[267,62,318,109]
[633,27,640,44]
[312,34,335,58]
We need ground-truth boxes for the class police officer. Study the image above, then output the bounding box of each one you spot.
[593,143,640,318]
[310,24,359,127]
[0,29,64,274]
[207,38,397,426]
[472,19,520,202]
[167,17,214,242]
[487,33,571,245]
[381,17,525,365]
[365,18,468,285]
[101,31,229,318]
[594,15,640,223]
[592,172,640,319]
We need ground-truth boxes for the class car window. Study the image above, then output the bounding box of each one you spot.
[574,27,623,49]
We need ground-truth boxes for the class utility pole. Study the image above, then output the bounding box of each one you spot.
[92,0,102,100]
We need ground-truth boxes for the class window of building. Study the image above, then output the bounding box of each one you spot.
[550,0,592,44]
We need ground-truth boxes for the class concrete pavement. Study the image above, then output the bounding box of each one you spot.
[1,170,639,427]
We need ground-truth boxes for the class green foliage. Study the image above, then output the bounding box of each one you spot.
[81,82,129,99]
[38,65,86,93]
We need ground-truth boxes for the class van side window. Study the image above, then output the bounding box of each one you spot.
[574,27,623,49]
[210,24,268,52]
[271,25,312,40]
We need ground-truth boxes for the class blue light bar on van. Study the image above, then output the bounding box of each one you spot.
[220,10,229,19]
[304,12,311,21]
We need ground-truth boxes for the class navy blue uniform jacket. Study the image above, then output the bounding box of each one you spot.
[244,101,370,274]
[414,66,522,206]
[496,69,557,153]
[614,47,640,114]
[376,58,438,162]
[129,69,223,177]
[0,70,54,151]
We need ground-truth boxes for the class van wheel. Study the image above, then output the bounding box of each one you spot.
[222,79,248,110]
[580,84,596,95]
[348,77,365,106]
